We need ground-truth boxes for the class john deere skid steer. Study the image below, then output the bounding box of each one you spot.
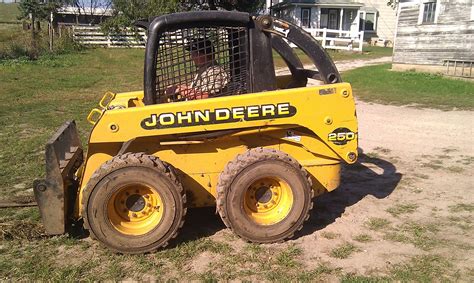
[33,11,358,253]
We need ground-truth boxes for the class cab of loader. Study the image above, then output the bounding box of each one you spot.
[134,11,342,106]
[34,11,358,254]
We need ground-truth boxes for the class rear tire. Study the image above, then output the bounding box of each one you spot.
[216,148,313,243]
[82,153,186,254]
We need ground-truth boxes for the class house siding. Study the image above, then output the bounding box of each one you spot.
[358,0,398,40]
[393,0,474,66]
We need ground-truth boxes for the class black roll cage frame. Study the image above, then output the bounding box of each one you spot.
[138,11,341,106]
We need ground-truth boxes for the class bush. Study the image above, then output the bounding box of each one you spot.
[0,26,83,61]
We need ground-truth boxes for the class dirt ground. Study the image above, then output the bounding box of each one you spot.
[174,98,473,280]
[2,58,472,281]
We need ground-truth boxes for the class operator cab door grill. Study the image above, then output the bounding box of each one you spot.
[155,26,249,103]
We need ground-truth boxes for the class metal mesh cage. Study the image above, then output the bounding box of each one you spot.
[156,26,248,103]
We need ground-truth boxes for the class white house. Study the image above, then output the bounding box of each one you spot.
[266,0,397,42]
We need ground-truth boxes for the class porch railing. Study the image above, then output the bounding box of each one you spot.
[303,28,364,52]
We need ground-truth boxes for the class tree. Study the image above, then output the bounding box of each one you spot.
[386,0,399,9]
[18,0,58,57]
[183,0,265,13]
[102,0,180,32]
[102,0,265,31]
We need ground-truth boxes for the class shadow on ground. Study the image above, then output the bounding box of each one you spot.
[173,150,402,245]
[298,150,402,237]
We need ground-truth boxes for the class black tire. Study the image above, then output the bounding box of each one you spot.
[216,148,313,243]
[82,152,186,254]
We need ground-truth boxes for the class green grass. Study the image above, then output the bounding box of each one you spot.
[353,234,373,243]
[0,49,144,199]
[449,203,474,213]
[365,218,391,231]
[386,203,418,217]
[341,255,456,282]
[273,45,392,68]
[384,222,440,251]
[330,242,359,259]
[321,231,340,239]
[0,3,20,23]
[343,64,474,110]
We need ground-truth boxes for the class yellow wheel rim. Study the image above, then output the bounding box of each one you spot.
[243,177,293,225]
[107,183,164,236]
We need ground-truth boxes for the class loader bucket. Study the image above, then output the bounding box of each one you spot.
[33,120,83,235]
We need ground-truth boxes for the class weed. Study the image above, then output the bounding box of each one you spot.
[413,173,429,179]
[298,263,337,281]
[321,231,340,239]
[373,147,391,154]
[421,163,442,170]
[390,255,453,282]
[157,238,232,269]
[353,234,373,243]
[386,203,418,217]
[330,242,359,259]
[365,218,391,231]
[275,244,302,268]
[449,203,474,213]
[0,220,44,241]
[385,222,440,251]
[446,166,464,173]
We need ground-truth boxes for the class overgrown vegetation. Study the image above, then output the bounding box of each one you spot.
[344,64,474,110]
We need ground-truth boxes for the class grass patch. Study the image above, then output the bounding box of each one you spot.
[384,222,440,251]
[343,64,474,110]
[353,234,373,243]
[0,3,20,23]
[390,255,454,282]
[421,162,443,170]
[275,244,302,268]
[413,173,429,179]
[0,48,145,199]
[449,203,474,213]
[298,263,338,282]
[365,218,391,231]
[386,203,418,217]
[342,255,455,282]
[446,166,464,173]
[321,231,340,239]
[330,242,360,259]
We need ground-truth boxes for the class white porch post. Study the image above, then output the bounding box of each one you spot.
[339,9,344,31]
[266,0,271,14]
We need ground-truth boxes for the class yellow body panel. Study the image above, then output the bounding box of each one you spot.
[75,83,358,218]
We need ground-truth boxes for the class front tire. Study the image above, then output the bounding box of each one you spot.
[216,148,313,243]
[82,153,186,254]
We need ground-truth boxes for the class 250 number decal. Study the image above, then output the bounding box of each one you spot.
[328,128,356,145]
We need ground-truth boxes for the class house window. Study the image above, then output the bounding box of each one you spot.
[301,8,311,28]
[422,1,437,23]
[365,13,375,31]
[359,11,376,31]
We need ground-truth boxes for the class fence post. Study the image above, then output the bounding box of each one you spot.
[107,32,111,48]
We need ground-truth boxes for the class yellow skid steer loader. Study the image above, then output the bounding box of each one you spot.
[33,11,358,253]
